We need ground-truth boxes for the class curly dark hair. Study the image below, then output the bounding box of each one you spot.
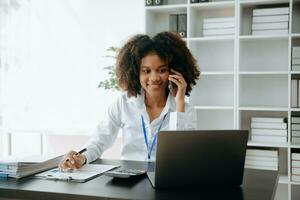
[115,31,200,97]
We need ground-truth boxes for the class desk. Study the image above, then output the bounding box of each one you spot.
[0,159,278,200]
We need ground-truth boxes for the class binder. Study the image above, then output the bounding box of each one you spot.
[169,14,178,33]
[153,0,164,5]
[145,0,153,6]
[178,14,187,38]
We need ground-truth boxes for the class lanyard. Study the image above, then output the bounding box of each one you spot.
[141,113,168,160]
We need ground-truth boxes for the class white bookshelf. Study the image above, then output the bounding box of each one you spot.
[145,0,300,199]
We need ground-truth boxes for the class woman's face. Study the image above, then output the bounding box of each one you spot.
[139,53,169,97]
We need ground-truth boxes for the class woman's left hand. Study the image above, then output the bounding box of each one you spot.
[168,69,187,112]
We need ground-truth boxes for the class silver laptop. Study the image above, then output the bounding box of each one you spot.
[147,130,249,188]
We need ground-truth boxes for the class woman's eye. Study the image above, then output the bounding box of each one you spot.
[159,69,167,73]
[142,70,150,73]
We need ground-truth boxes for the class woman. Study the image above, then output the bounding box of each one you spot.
[59,31,200,170]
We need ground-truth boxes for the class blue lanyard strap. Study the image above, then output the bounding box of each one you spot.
[141,113,168,159]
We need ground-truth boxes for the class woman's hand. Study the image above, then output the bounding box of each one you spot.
[58,150,86,170]
[168,69,187,112]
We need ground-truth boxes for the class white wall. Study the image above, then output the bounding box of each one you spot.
[0,0,145,157]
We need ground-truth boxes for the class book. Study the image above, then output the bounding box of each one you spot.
[292,168,300,175]
[250,122,287,129]
[292,59,300,65]
[245,159,277,167]
[292,153,300,160]
[190,0,199,3]
[292,65,300,71]
[292,136,300,144]
[0,155,62,178]
[292,160,300,167]
[252,15,289,23]
[292,130,300,137]
[169,14,178,32]
[246,155,278,162]
[291,79,298,107]
[203,28,235,36]
[178,14,187,38]
[292,117,300,124]
[251,117,286,123]
[35,164,118,183]
[252,7,289,16]
[203,17,234,24]
[252,29,288,35]
[245,164,277,171]
[246,149,278,158]
[203,21,235,29]
[252,22,288,30]
[292,124,300,130]
[292,175,300,182]
[251,135,287,143]
[251,128,287,136]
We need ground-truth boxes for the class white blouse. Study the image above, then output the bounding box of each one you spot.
[83,91,197,163]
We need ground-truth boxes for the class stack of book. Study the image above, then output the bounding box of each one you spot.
[291,77,300,108]
[250,117,287,143]
[252,7,289,35]
[0,155,62,179]
[202,17,235,37]
[292,152,300,182]
[291,116,300,144]
[245,149,278,171]
[292,47,300,71]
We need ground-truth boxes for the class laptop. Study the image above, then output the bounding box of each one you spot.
[147,130,249,188]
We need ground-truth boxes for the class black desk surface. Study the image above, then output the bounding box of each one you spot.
[0,159,278,200]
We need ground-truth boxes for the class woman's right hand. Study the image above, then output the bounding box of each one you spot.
[58,150,86,170]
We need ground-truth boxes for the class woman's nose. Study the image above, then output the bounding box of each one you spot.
[149,72,160,81]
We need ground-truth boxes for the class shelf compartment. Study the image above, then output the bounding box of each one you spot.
[239,74,288,108]
[189,6,235,37]
[190,39,234,72]
[190,75,234,107]
[146,6,187,36]
[292,178,300,199]
[240,3,290,36]
[239,38,289,72]
[196,109,234,129]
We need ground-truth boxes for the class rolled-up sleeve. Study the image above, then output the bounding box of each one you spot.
[169,104,197,130]
[83,97,122,163]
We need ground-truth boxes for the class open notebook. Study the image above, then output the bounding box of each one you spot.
[35,164,118,183]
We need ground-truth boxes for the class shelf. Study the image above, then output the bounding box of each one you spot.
[291,145,300,148]
[239,71,288,75]
[201,72,234,75]
[194,106,234,110]
[145,4,187,13]
[239,35,289,40]
[291,181,300,185]
[189,36,234,41]
[239,107,289,111]
[247,141,289,148]
[190,1,235,10]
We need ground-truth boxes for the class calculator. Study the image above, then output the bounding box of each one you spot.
[104,168,146,178]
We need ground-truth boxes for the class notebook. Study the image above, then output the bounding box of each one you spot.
[147,130,249,188]
[35,164,118,183]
